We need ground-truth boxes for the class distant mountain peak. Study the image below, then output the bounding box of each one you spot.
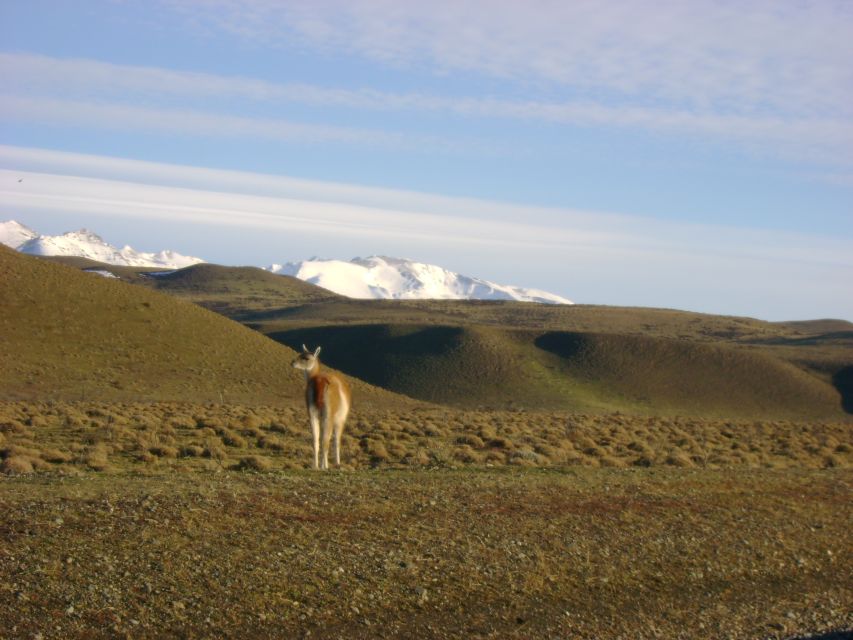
[1,220,205,269]
[0,220,39,249]
[266,255,572,304]
[3,220,571,303]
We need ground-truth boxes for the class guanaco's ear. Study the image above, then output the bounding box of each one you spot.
[314,346,322,358]
[302,344,310,353]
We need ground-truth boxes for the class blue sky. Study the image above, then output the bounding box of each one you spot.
[1,0,851,320]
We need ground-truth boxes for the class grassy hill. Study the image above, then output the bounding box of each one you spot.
[0,247,406,408]
[266,323,844,418]
[33,254,852,418]
[40,257,342,318]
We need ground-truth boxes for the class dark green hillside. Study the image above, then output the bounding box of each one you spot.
[139,263,342,317]
[41,253,852,418]
[253,298,792,341]
[39,257,342,316]
[777,318,853,335]
[535,331,842,419]
[0,247,405,407]
[271,324,550,409]
[47,256,800,343]
[270,324,845,418]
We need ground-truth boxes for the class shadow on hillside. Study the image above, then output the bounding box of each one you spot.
[752,331,853,347]
[267,324,463,390]
[787,632,853,640]
[831,365,853,414]
[533,332,586,359]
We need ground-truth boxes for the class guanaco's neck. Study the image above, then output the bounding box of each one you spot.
[304,360,321,380]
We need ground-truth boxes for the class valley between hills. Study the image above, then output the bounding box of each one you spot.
[1,246,851,639]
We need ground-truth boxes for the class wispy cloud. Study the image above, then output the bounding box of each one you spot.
[1,144,850,267]
[3,52,851,166]
[162,0,853,119]
[0,92,462,151]
[1,145,851,318]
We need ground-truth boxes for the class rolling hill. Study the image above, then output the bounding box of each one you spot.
[0,246,407,408]
[266,323,845,418]
[20,252,853,419]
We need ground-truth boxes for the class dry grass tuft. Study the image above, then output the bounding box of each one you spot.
[1,455,35,474]
[0,400,848,473]
[237,455,272,471]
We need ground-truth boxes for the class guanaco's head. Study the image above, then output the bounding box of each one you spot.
[292,344,321,372]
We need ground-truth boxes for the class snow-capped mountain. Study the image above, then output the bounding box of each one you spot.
[267,256,572,304]
[3,220,570,303]
[1,220,204,269]
[0,220,38,249]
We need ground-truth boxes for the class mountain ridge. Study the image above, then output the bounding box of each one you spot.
[1,219,572,303]
[267,255,573,304]
[1,220,205,269]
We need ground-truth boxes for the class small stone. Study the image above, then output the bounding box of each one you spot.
[65,605,75,615]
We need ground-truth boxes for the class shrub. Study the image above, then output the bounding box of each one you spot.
[179,444,205,458]
[665,451,694,467]
[453,445,482,464]
[403,449,431,466]
[423,424,446,437]
[258,435,286,451]
[365,440,389,463]
[269,422,292,435]
[487,437,514,450]
[456,434,485,448]
[168,415,197,430]
[41,448,73,463]
[484,450,507,464]
[238,455,272,471]
[203,438,228,465]
[387,442,410,459]
[241,414,263,430]
[2,444,42,459]
[84,443,111,471]
[26,415,49,428]
[149,445,179,458]
[0,420,29,434]
[219,429,247,448]
[1,456,34,475]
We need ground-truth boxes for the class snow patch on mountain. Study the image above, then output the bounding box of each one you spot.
[2,221,204,269]
[0,220,38,249]
[267,256,572,304]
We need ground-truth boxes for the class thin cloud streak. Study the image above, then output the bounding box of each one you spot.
[163,0,853,117]
[3,53,850,165]
[1,146,850,270]
[0,169,633,252]
[1,147,851,319]
[0,94,461,152]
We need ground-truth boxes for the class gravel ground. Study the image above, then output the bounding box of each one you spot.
[1,468,851,639]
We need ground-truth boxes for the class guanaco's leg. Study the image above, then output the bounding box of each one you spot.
[309,409,320,470]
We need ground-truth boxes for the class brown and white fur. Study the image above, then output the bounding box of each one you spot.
[292,345,351,470]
